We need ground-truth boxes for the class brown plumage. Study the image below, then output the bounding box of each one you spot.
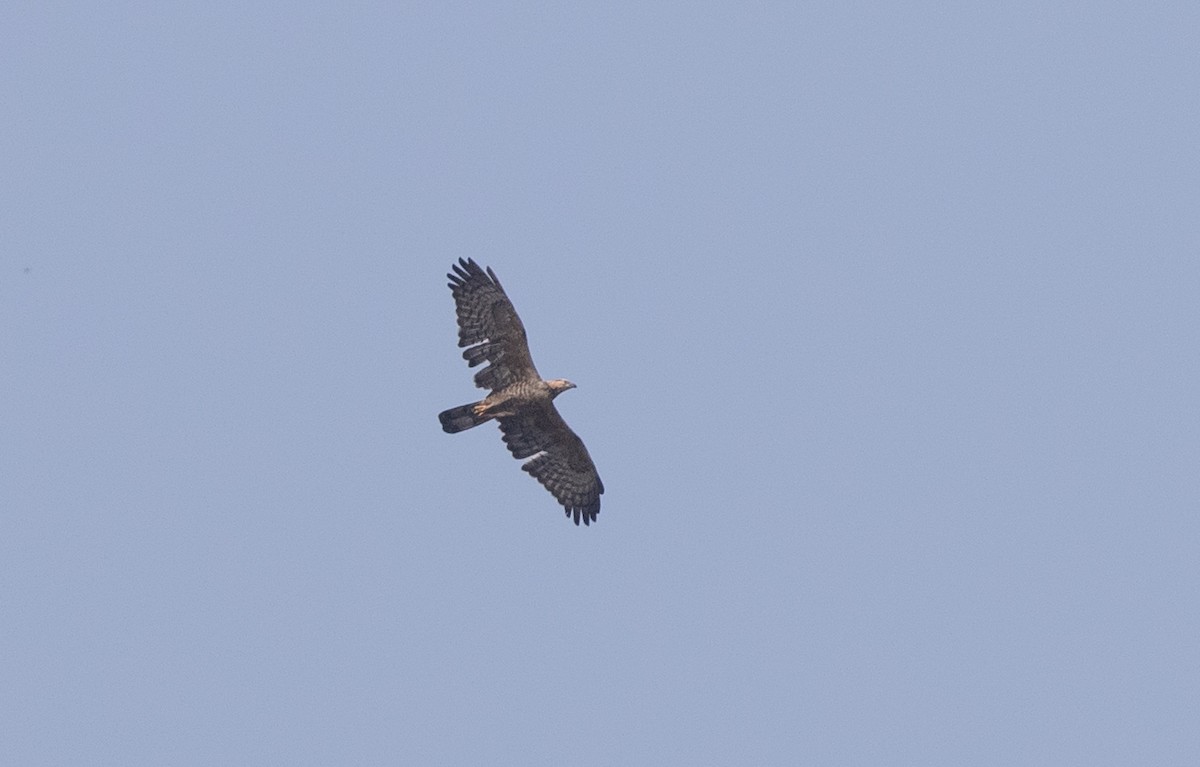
[438,258,604,526]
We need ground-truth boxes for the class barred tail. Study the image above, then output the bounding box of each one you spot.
[438,401,491,433]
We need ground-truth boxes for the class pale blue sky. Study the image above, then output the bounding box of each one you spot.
[3,2,1198,764]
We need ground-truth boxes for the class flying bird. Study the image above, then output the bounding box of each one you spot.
[438,258,604,525]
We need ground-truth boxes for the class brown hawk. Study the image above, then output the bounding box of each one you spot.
[438,258,604,525]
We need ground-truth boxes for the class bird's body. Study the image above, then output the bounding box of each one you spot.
[438,259,604,525]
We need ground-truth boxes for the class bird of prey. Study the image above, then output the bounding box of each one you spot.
[438,258,604,525]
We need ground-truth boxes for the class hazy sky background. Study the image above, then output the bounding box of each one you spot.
[3,3,1198,764]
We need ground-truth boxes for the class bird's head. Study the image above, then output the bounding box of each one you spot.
[547,379,577,398]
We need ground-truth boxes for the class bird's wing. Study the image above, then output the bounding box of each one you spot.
[447,258,540,391]
[497,401,604,526]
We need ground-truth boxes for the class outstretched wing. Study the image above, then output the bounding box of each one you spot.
[447,258,540,391]
[498,402,604,526]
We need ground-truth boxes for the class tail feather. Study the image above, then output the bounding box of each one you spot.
[439,401,491,433]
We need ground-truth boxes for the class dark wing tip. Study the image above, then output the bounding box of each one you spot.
[564,500,600,526]
[448,258,494,289]
[485,265,504,292]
